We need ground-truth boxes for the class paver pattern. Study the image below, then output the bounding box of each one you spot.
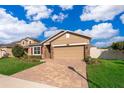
[12,59,88,88]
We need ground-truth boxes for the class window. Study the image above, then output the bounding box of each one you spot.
[33,46,41,55]
[22,41,25,45]
[29,41,32,44]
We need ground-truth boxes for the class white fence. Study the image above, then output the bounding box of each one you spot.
[90,47,124,60]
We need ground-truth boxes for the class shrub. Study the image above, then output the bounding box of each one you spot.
[12,45,25,58]
[84,56,101,64]
[84,56,92,64]
[111,41,124,50]
[21,55,42,63]
[91,58,101,64]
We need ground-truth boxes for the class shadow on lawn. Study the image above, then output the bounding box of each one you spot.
[113,62,124,65]
[68,66,101,88]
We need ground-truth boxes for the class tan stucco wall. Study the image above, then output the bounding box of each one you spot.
[43,32,64,45]
[42,32,91,59]
[90,47,124,60]
[51,33,90,45]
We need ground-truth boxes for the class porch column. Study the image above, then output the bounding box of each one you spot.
[42,46,46,59]
[50,46,54,59]
[28,47,33,56]
[84,45,90,58]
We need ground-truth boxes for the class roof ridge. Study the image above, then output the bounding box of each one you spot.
[40,30,65,44]
[39,30,91,45]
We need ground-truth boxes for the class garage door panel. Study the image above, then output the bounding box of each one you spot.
[53,46,84,60]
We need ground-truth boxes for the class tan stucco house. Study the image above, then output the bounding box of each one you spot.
[28,31,91,60]
[0,31,91,60]
[0,37,39,58]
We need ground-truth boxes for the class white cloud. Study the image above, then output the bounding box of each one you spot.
[120,14,124,24]
[75,23,118,39]
[44,27,61,37]
[59,5,73,10]
[0,8,46,44]
[80,5,124,22]
[75,29,91,37]
[94,36,124,47]
[22,5,53,20]
[51,13,68,22]
[75,23,123,48]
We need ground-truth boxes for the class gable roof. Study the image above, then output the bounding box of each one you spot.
[40,30,91,45]
[21,37,40,42]
[28,31,65,47]
[40,31,65,44]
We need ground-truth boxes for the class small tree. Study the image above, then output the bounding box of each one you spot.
[111,42,118,50]
[111,41,124,50]
[12,45,25,58]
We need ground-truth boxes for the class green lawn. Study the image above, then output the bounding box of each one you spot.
[0,58,42,75]
[87,59,124,88]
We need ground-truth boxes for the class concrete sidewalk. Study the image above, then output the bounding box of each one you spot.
[0,74,55,88]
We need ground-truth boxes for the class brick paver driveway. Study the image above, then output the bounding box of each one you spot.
[12,59,88,88]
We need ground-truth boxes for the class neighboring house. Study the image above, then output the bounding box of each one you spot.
[28,31,91,60]
[0,47,12,58]
[0,37,40,58]
[16,37,39,48]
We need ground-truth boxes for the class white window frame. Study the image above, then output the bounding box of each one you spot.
[33,46,41,55]
[52,43,88,47]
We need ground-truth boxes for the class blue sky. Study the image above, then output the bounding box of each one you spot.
[0,5,124,47]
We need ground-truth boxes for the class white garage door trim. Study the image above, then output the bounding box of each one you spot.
[52,43,88,47]
[53,46,85,60]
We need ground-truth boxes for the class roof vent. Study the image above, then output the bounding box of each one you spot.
[66,33,70,38]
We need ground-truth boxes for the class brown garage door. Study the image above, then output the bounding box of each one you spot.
[53,46,84,60]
